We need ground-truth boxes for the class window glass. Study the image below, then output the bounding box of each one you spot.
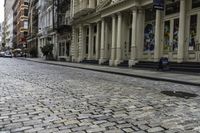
[192,0,200,8]
[189,15,197,51]
[144,8,155,52]
[172,19,179,51]
[164,21,171,52]
[165,1,180,15]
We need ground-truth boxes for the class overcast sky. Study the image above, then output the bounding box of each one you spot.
[0,0,4,23]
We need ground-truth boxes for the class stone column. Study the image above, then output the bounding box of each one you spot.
[82,0,87,9]
[78,25,84,62]
[88,24,93,60]
[89,0,95,8]
[178,0,186,63]
[129,9,137,67]
[72,27,78,62]
[110,15,116,66]
[97,0,100,5]
[154,10,162,62]
[96,22,100,60]
[115,13,122,66]
[99,19,106,64]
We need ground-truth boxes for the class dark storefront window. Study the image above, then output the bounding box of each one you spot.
[172,19,179,51]
[189,15,197,51]
[192,0,200,9]
[165,1,180,15]
[144,8,155,52]
[66,43,70,56]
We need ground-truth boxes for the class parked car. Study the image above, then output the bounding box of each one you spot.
[4,52,12,58]
[0,52,5,57]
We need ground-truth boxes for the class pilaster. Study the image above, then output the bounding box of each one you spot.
[96,22,100,60]
[110,15,117,66]
[115,13,123,66]
[88,24,93,60]
[129,9,137,67]
[154,10,162,62]
[177,0,186,63]
[99,19,106,64]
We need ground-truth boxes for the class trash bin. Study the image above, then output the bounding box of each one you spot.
[158,57,169,71]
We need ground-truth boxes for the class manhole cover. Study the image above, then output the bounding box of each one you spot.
[161,91,198,99]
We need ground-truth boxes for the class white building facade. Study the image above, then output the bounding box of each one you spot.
[37,0,57,58]
[70,0,200,66]
[4,0,14,48]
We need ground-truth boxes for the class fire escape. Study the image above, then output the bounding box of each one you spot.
[55,0,71,34]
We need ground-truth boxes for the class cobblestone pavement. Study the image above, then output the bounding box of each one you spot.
[0,58,200,133]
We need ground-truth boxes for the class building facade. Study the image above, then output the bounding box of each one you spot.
[37,0,72,60]
[37,0,57,58]
[4,0,14,48]
[70,0,200,67]
[27,0,39,53]
[12,0,29,48]
[56,0,72,61]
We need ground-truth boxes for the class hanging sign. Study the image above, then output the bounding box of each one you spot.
[153,0,165,10]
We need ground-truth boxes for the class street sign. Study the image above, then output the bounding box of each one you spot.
[153,0,165,10]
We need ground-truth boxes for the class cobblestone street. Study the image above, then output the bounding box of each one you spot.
[0,58,200,133]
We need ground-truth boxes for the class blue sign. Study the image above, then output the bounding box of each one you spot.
[153,0,164,10]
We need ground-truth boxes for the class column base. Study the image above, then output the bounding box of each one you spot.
[72,57,79,62]
[78,58,84,63]
[154,58,159,62]
[177,58,184,63]
[99,58,107,65]
[114,60,123,66]
[129,60,138,67]
[109,60,115,66]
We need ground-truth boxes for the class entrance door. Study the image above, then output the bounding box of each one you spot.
[163,18,179,61]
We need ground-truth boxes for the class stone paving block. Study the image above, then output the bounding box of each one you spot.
[147,127,165,133]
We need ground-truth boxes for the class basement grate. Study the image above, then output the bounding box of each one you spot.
[161,91,198,99]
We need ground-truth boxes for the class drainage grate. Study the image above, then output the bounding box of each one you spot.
[161,91,198,99]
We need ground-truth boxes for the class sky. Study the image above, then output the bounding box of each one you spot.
[0,0,4,23]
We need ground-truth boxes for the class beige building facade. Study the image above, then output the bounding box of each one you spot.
[71,0,200,67]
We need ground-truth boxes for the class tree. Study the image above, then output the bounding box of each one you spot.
[40,43,54,60]
[29,46,38,57]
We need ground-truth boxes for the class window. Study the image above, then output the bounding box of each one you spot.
[24,2,28,5]
[144,8,155,52]
[24,21,28,29]
[172,19,179,51]
[165,1,180,15]
[192,0,200,9]
[24,9,28,16]
[189,15,197,51]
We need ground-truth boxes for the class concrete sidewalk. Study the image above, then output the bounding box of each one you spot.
[18,58,200,87]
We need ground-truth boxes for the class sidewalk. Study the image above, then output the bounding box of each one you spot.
[18,58,200,87]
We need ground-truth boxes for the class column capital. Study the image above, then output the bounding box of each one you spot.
[137,8,144,14]
[117,12,122,16]
[130,7,137,12]
[111,14,116,19]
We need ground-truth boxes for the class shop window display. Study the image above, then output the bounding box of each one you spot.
[172,19,179,51]
[164,21,171,52]
[189,15,197,51]
[144,8,155,52]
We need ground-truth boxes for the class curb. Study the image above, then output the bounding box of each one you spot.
[17,58,200,87]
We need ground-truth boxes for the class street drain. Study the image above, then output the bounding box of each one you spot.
[161,91,198,99]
